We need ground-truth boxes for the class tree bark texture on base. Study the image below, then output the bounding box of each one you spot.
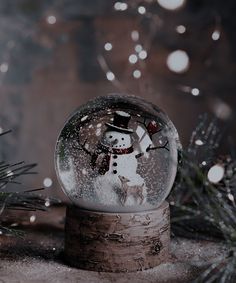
[64,201,170,272]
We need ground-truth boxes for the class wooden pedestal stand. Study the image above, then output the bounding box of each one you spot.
[64,201,170,272]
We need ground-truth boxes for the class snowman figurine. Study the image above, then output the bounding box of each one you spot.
[91,111,155,207]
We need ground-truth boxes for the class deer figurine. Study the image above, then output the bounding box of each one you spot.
[118,175,146,206]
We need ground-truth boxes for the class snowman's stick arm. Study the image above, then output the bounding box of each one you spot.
[135,152,144,159]
[135,140,169,158]
[146,140,169,152]
[77,139,93,156]
[137,118,147,127]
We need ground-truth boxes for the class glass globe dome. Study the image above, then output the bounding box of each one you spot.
[55,94,180,212]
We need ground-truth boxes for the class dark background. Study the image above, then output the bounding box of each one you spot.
[0,0,235,198]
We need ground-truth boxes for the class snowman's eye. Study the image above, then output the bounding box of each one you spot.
[109,135,113,139]
[121,138,124,140]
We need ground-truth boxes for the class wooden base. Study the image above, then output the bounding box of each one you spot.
[64,202,170,272]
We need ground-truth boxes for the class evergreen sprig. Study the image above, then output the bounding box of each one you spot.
[0,130,51,235]
[170,115,236,282]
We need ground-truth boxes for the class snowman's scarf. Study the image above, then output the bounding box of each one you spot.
[93,143,134,175]
[98,143,134,155]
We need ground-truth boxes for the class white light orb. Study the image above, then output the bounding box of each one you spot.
[191,88,200,96]
[106,71,115,81]
[212,99,232,120]
[195,139,204,146]
[138,50,147,60]
[166,50,189,73]
[55,95,180,212]
[212,30,221,41]
[207,164,225,184]
[129,54,138,64]
[138,6,146,14]
[114,2,128,11]
[176,25,186,34]
[133,69,141,79]
[47,15,57,25]
[157,0,185,10]
[104,42,113,51]
[44,177,53,187]
[114,2,121,10]
[135,44,143,53]
[120,2,128,11]
[228,193,234,202]
[30,215,36,223]
[45,199,51,207]
[0,63,8,73]
[131,30,139,41]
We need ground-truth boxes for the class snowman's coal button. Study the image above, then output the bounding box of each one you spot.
[113,162,117,166]
[113,155,118,159]
[113,170,117,174]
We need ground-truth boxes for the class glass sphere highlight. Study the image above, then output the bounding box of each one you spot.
[55,94,180,212]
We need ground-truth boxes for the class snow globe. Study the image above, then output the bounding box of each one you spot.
[55,94,180,272]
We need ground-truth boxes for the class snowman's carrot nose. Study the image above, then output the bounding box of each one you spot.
[112,139,118,145]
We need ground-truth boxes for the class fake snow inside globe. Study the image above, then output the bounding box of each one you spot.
[55,94,180,212]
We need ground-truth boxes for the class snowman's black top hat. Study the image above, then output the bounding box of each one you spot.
[105,111,133,133]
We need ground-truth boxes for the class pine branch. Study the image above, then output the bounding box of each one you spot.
[0,130,60,236]
[170,115,236,282]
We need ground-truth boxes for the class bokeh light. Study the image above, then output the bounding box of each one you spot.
[129,54,138,64]
[133,69,141,78]
[211,99,232,120]
[138,50,147,60]
[104,42,113,51]
[0,63,8,73]
[191,88,200,96]
[43,177,53,187]
[212,30,221,41]
[106,71,115,81]
[207,164,225,184]
[176,25,186,34]
[135,44,142,53]
[166,50,190,73]
[157,0,185,11]
[30,215,36,223]
[131,30,139,41]
[138,6,146,14]
[195,139,204,146]
[46,15,57,25]
[114,2,128,11]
